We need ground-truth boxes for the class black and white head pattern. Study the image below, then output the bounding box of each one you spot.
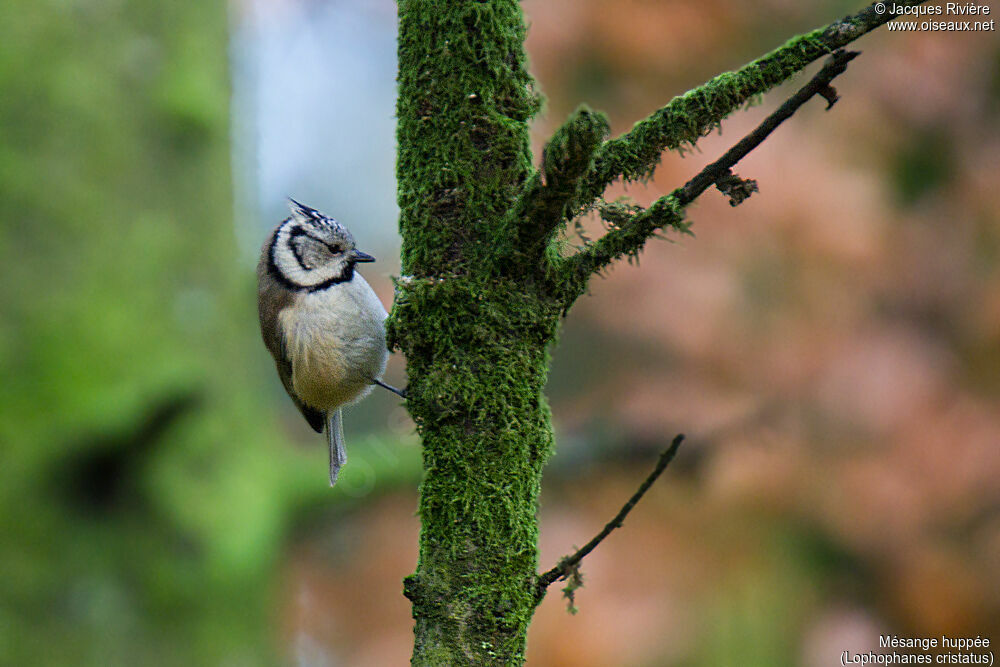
[268,199,370,291]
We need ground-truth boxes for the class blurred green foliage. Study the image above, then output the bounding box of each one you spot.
[0,2,420,664]
[891,126,955,207]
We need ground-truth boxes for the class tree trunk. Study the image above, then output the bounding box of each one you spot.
[391,0,556,662]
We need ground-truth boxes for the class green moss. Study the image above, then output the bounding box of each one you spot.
[391,274,562,663]
[394,2,564,661]
[577,2,931,204]
[396,0,540,278]
[552,194,690,307]
[501,106,610,260]
[580,29,831,204]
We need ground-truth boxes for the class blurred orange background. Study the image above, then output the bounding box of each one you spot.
[2,1,996,665]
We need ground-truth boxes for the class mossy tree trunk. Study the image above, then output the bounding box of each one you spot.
[389,1,927,663]
[390,3,553,662]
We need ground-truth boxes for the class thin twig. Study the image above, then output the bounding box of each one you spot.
[535,434,685,599]
[576,1,929,204]
[564,49,860,290]
[506,106,609,257]
[675,49,859,206]
[533,402,786,608]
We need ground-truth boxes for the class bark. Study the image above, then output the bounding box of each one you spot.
[391,2,553,663]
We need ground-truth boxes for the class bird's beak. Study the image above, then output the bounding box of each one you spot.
[353,249,376,263]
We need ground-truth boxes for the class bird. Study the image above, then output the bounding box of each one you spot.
[257,199,403,486]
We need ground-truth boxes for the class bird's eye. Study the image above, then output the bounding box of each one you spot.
[327,244,343,254]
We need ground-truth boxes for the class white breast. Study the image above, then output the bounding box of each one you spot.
[279,274,389,411]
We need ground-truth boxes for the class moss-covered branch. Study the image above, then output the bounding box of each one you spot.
[561,49,861,300]
[574,0,929,207]
[504,106,609,259]
[563,197,689,292]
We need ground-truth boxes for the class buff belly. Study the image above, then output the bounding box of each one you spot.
[279,279,388,411]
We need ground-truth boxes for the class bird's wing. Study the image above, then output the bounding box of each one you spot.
[258,270,326,434]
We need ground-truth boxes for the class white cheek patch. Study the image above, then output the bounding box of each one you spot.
[272,221,347,289]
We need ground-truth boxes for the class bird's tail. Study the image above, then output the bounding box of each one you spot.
[326,408,347,487]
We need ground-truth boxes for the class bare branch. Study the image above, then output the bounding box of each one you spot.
[674,49,859,207]
[535,434,685,602]
[562,49,860,296]
[573,1,929,208]
[533,403,785,611]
